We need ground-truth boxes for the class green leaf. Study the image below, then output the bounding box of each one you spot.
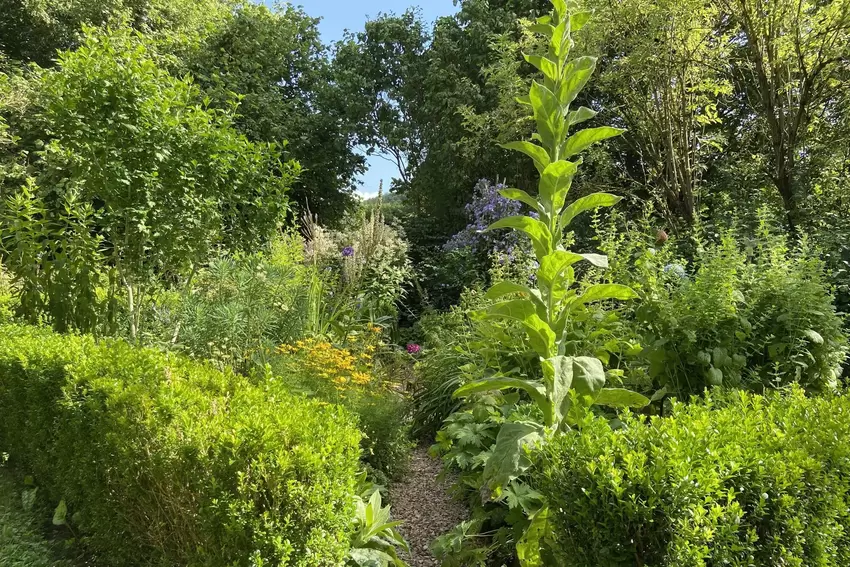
[486,281,546,314]
[52,499,67,526]
[563,126,625,158]
[487,215,552,258]
[570,11,593,31]
[487,300,556,358]
[581,253,609,268]
[537,250,583,287]
[577,283,638,305]
[568,106,597,126]
[517,506,551,567]
[524,54,559,83]
[571,356,606,398]
[482,422,544,494]
[499,188,542,214]
[594,388,650,408]
[803,329,824,344]
[454,377,547,410]
[501,141,550,173]
[539,160,578,212]
[559,56,596,105]
[530,81,561,148]
[560,192,622,228]
[542,355,576,426]
[528,23,554,38]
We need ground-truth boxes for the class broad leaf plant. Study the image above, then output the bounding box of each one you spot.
[449,0,649,559]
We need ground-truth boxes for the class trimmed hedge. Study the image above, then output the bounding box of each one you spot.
[0,324,362,566]
[534,388,850,566]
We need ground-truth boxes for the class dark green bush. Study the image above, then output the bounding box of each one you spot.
[0,323,362,566]
[534,388,850,566]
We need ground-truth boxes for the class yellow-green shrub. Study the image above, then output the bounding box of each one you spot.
[0,323,362,566]
[534,388,850,566]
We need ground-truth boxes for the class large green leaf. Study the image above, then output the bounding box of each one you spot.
[570,11,592,31]
[498,188,543,215]
[594,388,650,408]
[542,355,576,426]
[568,106,597,127]
[577,284,638,305]
[571,356,606,398]
[524,54,559,83]
[487,215,552,258]
[454,377,548,411]
[482,422,544,495]
[486,281,546,315]
[530,81,560,149]
[517,506,552,567]
[501,141,550,173]
[560,192,622,228]
[487,298,537,321]
[487,300,556,358]
[539,160,578,212]
[559,56,596,105]
[563,126,625,158]
[537,250,608,288]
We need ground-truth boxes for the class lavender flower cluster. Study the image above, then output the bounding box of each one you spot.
[444,179,524,255]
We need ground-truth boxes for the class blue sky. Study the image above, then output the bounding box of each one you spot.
[275,1,459,198]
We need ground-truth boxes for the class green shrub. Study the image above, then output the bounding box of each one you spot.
[162,232,313,372]
[0,260,14,322]
[534,388,850,566]
[597,214,848,396]
[0,323,362,566]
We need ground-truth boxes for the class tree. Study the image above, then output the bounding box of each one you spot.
[0,28,297,337]
[581,0,732,226]
[189,4,363,224]
[0,0,233,67]
[333,9,430,191]
[720,0,850,230]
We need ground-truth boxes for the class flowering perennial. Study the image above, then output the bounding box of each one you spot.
[279,337,374,389]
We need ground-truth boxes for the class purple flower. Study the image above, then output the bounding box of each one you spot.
[342,246,355,257]
[444,179,525,255]
[406,343,421,354]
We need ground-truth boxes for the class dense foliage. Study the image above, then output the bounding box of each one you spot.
[1,0,849,564]
[0,323,363,566]
[535,388,850,566]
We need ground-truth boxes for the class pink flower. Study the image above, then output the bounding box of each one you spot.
[406,343,421,354]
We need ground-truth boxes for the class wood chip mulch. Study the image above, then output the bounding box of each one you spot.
[389,446,468,567]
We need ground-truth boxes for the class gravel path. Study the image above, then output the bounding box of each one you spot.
[390,446,468,567]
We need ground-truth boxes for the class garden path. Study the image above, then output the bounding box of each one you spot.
[390,446,467,567]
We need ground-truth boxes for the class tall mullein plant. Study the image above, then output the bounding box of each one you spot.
[454,0,649,497]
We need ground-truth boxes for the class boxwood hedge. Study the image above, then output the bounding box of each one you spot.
[534,388,850,566]
[0,323,362,566]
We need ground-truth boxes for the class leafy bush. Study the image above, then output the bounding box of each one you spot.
[164,232,313,372]
[534,387,850,566]
[304,203,412,332]
[0,323,362,566]
[597,214,848,396]
[0,27,296,338]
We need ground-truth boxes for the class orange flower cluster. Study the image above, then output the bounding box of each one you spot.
[279,337,374,390]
